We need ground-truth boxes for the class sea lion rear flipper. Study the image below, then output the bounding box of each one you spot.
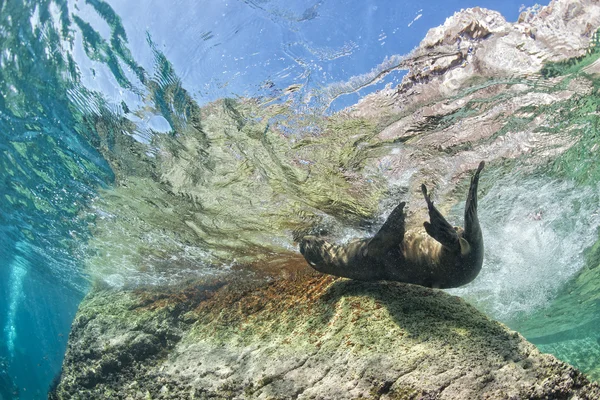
[421,184,459,249]
[464,161,485,241]
[367,201,406,257]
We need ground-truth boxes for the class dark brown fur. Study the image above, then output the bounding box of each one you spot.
[299,161,485,289]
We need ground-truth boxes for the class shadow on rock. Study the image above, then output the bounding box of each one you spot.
[321,279,528,364]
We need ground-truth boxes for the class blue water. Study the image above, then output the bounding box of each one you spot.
[0,0,544,397]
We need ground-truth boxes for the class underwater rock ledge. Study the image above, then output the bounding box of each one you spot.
[50,272,599,399]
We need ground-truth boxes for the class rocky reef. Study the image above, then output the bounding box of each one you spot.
[51,0,600,397]
[50,269,600,399]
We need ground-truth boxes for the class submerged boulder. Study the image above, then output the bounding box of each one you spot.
[50,269,600,399]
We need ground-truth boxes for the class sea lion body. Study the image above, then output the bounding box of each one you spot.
[299,162,485,289]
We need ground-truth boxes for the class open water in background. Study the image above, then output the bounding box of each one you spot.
[7,0,600,398]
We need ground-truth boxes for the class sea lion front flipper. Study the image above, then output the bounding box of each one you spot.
[421,184,459,249]
[367,201,406,257]
[464,161,485,241]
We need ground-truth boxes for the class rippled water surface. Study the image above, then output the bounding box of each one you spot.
[4,0,600,397]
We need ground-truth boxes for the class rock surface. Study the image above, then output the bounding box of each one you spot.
[50,269,600,399]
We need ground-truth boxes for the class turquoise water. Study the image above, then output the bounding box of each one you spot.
[6,0,600,398]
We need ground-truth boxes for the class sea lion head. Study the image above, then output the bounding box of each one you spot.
[299,235,375,280]
[298,235,328,267]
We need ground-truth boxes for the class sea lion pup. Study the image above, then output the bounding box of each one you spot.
[299,161,485,289]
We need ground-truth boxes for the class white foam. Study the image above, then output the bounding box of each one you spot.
[449,175,600,321]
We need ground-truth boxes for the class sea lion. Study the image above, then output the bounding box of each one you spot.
[299,161,485,289]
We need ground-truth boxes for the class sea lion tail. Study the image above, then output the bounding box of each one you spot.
[367,201,406,257]
[464,161,484,241]
[421,184,460,249]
